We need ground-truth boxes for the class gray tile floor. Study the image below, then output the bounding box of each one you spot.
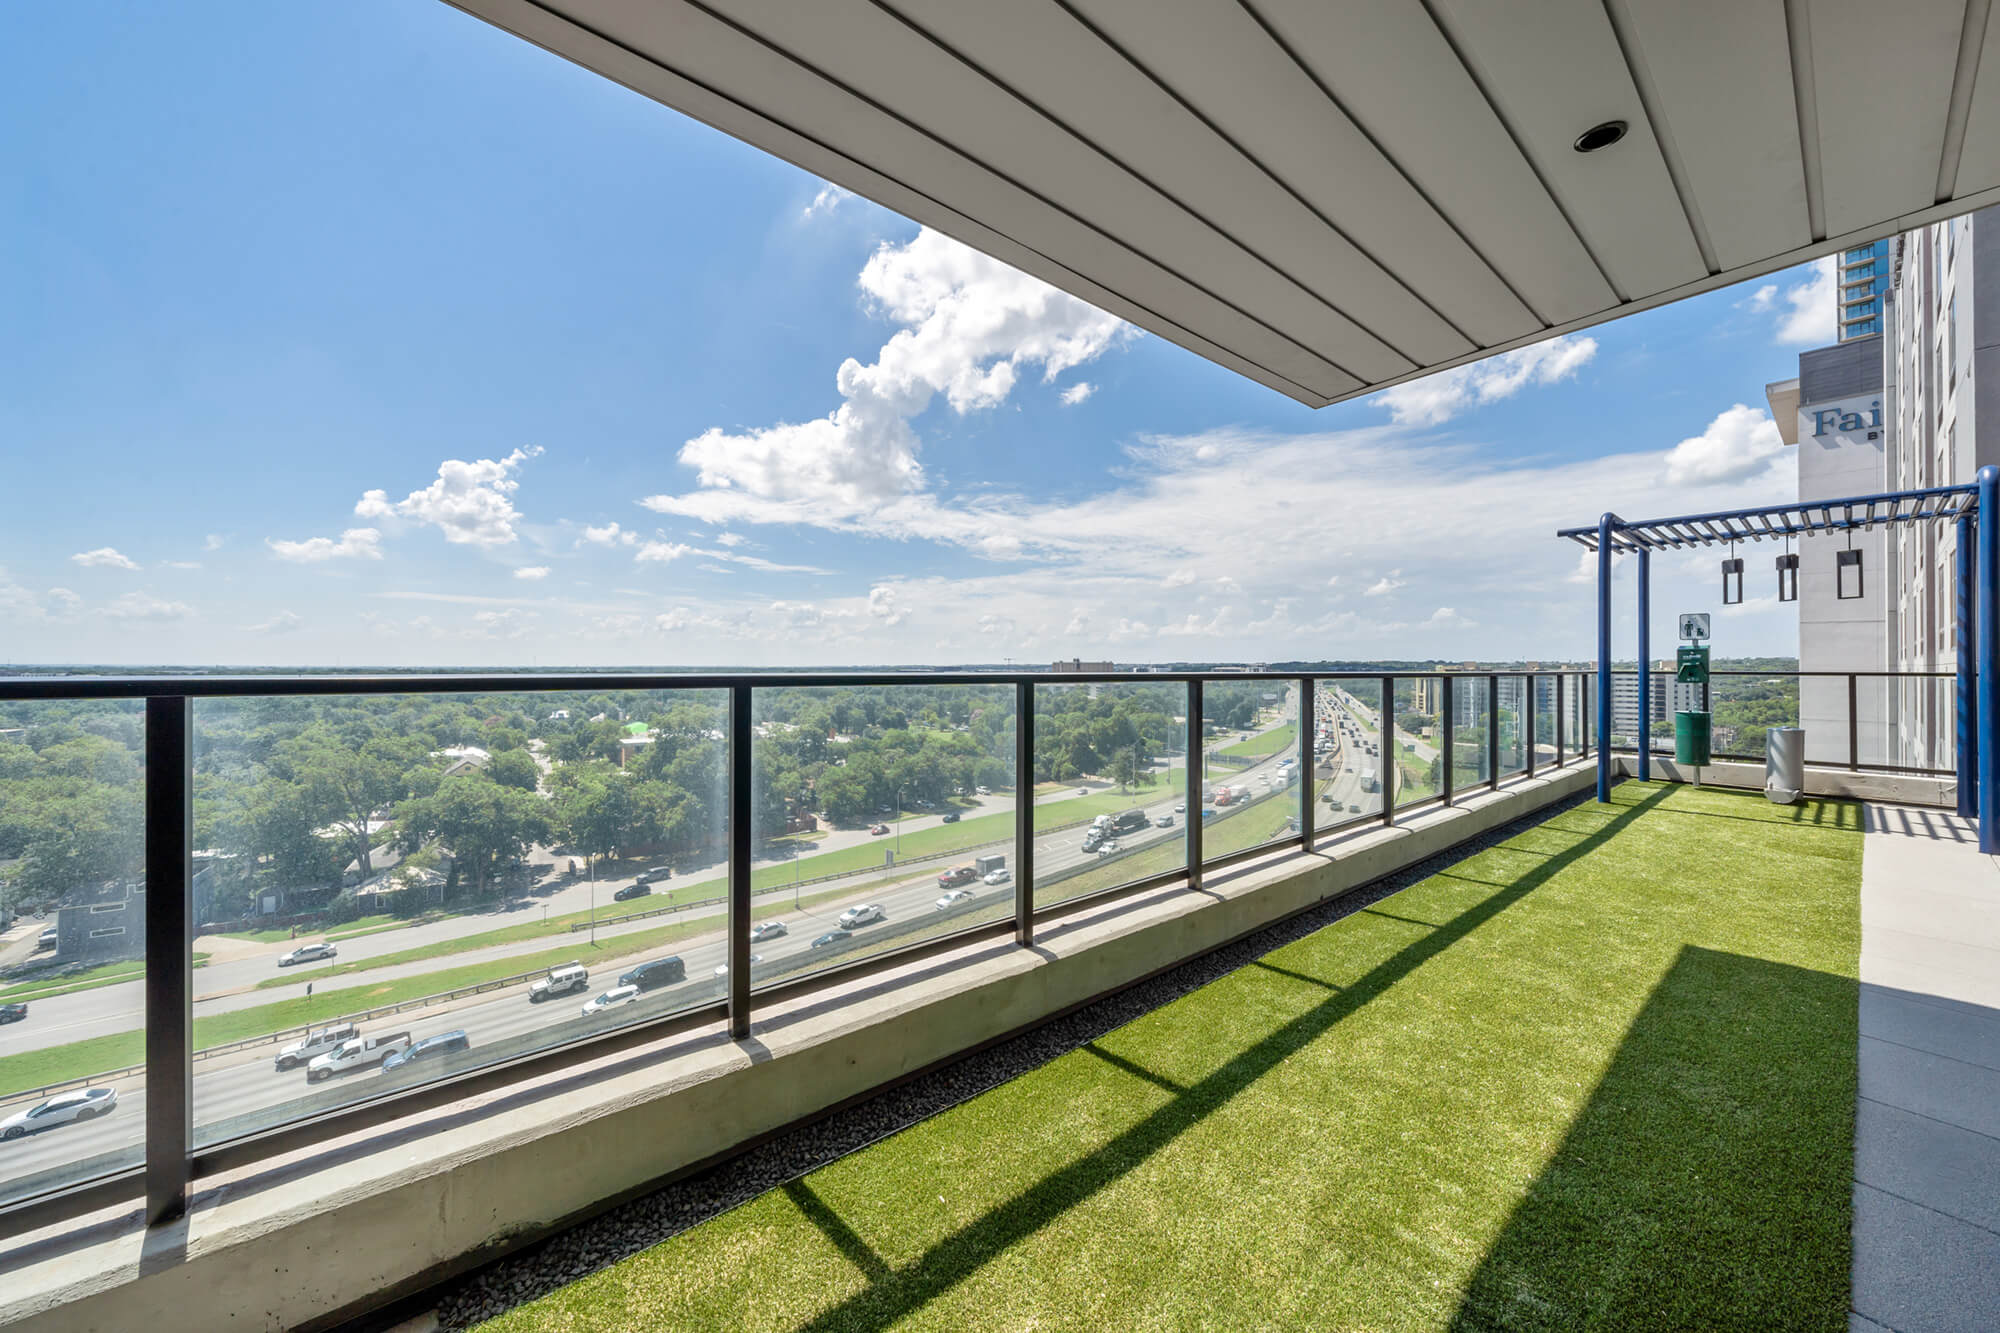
[1854,805,2000,1332]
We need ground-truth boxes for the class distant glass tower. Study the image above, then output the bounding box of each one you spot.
[1837,238,1890,340]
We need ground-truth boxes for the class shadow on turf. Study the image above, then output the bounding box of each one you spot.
[776,784,1677,1332]
[1449,945,1855,1331]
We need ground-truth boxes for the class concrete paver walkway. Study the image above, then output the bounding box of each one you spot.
[1853,804,2000,1332]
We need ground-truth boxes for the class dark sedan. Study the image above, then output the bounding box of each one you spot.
[0,1003,25,1025]
[810,930,852,949]
[612,883,654,903]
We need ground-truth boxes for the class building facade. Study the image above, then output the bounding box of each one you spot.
[1838,238,1891,341]
[1879,208,2000,771]
[1768,335,1891,766]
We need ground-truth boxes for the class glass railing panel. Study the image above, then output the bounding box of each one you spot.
[1713,672,1804,763]
[1031,681,1187,909]
[1316,679,1382,828]
[1452,677,1490,791]
[1389,677,1441,809]
[1200,679,1300,864]
[1497,675,1527,778]
[1531,675,1560,768]
[0,698,147,1207]
[748,683,1016,988]
[187,687,726,1151]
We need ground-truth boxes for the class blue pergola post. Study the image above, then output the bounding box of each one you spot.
[1597,513,1615,803]
[1958,513,1977,819]
[1979,467,1999,852]
[1637,546,1651,781]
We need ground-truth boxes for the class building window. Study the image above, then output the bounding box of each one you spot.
[88,926,126,939]
[88,901,125,914]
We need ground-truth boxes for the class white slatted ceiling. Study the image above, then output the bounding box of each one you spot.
[452,0,1999,408]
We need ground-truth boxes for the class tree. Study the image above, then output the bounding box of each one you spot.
[556,771,637,865]
[395,777,552,897]
[1110,746,1143,792]
[279,727,403,883]
[486,749,541,793]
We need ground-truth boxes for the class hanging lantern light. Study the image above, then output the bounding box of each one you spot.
[1837,545,1864,600]
[1722,540,1744,605]
[1777,534,1798,602]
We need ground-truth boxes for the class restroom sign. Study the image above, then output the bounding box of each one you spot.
[1678,612,1710,642]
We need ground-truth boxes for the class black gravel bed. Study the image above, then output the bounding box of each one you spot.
[404,787,1593,1332]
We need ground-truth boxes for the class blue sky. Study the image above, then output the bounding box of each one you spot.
[1,2,1838,667]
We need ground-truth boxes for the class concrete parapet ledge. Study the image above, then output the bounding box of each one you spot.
[0,765,1594,1333]
[1610,753,1954,806]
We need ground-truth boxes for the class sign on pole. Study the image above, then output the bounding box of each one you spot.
[1678,612,1711,642]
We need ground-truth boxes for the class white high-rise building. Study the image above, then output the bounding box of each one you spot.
[1879,210,1997,771]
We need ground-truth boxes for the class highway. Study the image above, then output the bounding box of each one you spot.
[0,709,1319,1199]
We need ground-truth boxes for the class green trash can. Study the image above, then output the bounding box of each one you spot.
[1674,711,1711,765]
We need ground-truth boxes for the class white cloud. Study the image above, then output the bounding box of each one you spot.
[867,584,906,626]
[1364,572,1406,597]
[354,446,540,547]
[267,527,384,562]
[1374,334,1597,425]
[578,521,639,548]
[71,547,139,570]
[203,534,225,551]
[715,532,745,547]
[1326,574,1340,588]
[1743,283,1778,312]
[643,227,1131,545]
[251,610,304,634]
[801,183,853,221]
[472,608,537,638]
[1163,568,1197,588]
[976,613,1015,636]
[1661,404,1785,486]
[1064,609,1090,635]
[1059,381,1096,405]
[103,592,191,621]
[635,541,692,564]
[47,587,81,611]
[513,566,551,581]
[1771,257,1836,345]
[162,560,202,570]
[1425,607,1470,628]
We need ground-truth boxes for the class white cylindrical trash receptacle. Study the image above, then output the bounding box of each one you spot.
[1766,726,1805,804]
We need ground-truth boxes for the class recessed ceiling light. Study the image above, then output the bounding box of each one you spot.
[1574,120,1628,153]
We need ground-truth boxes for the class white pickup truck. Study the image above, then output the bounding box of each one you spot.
[306,1031,411,1082]
[274,1022,359,1072]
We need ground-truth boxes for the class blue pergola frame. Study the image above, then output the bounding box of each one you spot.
[1558,471,1996,850]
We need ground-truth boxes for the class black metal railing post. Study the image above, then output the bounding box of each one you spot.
[1187,680,1204,889]
[1441,675,1455,807]
[1525,675,1537,778]
[1381,675,1395,826]
[1849,673,1860,771]
[1297,677,1314,848]
[144,695,192,1227]
[727,684,752,1040]
[1488,673,1500,789]
[1014,681,1034,947]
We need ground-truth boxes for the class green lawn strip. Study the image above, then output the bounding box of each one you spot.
[327,918,422,943]
[478,781,1860,1332]
[0,1032,145,1099]
[1218,721,1297,759]
[0,954,210,1003]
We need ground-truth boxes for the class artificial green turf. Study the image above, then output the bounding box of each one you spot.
[476,781,1862,1332]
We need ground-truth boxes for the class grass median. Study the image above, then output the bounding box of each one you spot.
[1217,721,1296,759]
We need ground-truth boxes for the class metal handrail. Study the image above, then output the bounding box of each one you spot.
[0,665,1597,1235]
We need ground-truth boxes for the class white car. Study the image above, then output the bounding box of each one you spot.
[838,903,885,929]
[581,985,640,1017]
[0,1087,116,1140]
[1096,839,1123,856]
[1154,814,1175,828]
[306,1032,411,1082]
[750,920,789,943]
[935,888,976,911]
[713,954,763,977]
[277,942,337,967]
[983,868,1011,886]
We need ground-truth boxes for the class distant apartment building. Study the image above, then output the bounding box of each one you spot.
[1050,659,1115,673]
[1412,668,1529,731]
[1610,671,1669,744]
[1838,238,1891,341]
